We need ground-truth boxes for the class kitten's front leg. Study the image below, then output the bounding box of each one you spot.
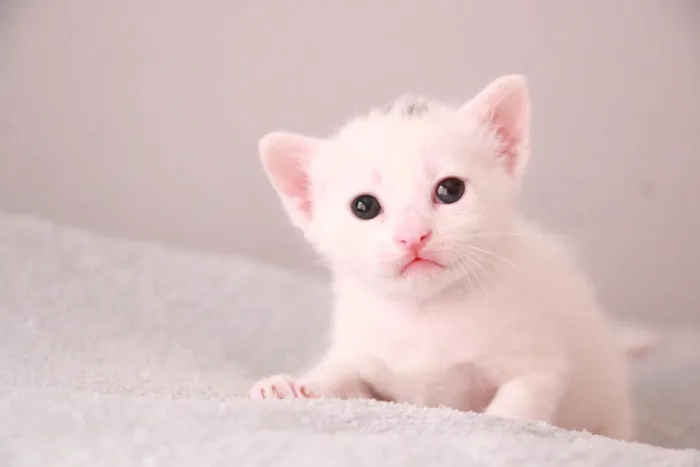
[484,373,565,423]
[249,354,370,400]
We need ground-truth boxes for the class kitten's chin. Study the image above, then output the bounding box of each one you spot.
[373,265,461,300]
[332,260,462,300]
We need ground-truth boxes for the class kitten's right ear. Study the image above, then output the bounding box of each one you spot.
[259,132,320,230]
[460,75,531,175]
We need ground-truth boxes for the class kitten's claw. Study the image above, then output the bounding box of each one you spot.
[249,374,315,400]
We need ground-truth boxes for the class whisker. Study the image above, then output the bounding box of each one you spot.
[448,256,476,295]
[464,253,499,292]
[469,231,535,238]
[441,244,499,300]
[463,248,518,278]
[464,244,524,274]
[461,254,491,305]
[437,242,524,289]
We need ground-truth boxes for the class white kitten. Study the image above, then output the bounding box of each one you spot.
[250,75,654,440]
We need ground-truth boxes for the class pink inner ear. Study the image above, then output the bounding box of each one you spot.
[494,121,519,174]
[469,75,530,174]
[260,132,317,224]
[266,149,313,219]
[280,167,312,218]
[275,159,309,200]
[486,91,528,174]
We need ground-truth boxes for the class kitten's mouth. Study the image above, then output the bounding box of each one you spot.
[399,257,445,276]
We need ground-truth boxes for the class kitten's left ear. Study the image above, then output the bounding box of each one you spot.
[460,75,531,174]
[259,132,321,230]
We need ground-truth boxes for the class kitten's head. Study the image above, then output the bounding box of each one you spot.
[259,75,531,297]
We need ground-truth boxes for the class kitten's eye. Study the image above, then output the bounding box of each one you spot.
[350,194,382,220]
[434,177,466,204]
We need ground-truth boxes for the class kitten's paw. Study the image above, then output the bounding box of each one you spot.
[248,374,315,400]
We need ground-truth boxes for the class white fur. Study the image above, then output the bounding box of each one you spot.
[251,75,640,440]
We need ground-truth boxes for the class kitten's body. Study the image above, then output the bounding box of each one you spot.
[249,75,648,440]
[322,219,632,437]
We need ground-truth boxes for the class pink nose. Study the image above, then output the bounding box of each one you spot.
[393,229,433,251]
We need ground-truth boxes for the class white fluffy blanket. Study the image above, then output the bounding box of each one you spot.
[0,213,698,466]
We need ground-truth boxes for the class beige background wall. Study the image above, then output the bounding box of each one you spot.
[1,1,699,324]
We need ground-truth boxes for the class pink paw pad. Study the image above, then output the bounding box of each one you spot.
[249,375,316,400]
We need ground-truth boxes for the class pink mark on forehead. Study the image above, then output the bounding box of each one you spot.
[371,170,382,184]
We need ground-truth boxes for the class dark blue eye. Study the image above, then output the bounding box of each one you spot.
[350,194,381,220]
[435,177,466,204]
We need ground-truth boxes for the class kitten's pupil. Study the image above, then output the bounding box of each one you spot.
[435,177,466,204]
[351,194,381,220]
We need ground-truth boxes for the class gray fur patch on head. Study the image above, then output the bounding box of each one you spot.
[383,93,430,117]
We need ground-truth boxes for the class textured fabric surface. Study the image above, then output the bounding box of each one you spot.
[0,212,698,466]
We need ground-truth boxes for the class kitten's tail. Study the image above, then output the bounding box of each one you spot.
[615,324,660,359]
